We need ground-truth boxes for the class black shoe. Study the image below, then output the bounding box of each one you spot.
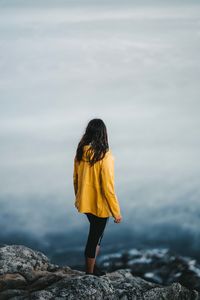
[93,264,106,276]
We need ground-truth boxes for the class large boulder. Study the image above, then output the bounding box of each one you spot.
[0,244,199,299]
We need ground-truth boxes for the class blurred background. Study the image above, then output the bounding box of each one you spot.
[0,0,199,267]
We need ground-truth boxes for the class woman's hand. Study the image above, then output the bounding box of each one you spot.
[114,215,122,223]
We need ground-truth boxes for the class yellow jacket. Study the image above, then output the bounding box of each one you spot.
[73,145,121,218]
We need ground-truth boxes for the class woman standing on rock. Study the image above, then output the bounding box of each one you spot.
[73,118,122,276]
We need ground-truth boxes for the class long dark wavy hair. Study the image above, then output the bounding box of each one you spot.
[75,118,109,166]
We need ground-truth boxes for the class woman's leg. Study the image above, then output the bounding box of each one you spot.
[95,245,100,260]
[95,217,109,259]
[84,213,96,273]
[84,213,108,273]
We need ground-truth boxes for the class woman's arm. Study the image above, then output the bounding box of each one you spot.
[100,152,121,219]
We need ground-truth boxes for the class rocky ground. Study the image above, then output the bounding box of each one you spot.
[0,244,199,299]
[97,248,200,292]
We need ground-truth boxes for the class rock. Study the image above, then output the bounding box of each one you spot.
[0,289,30,300]
[0,244,50,282]
[32,274,115,299]
[144,282,199,300]
[0,273,27,290]
[0,244,199,299]
[98,248,200,292]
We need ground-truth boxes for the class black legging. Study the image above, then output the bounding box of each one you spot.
[84,213,109,258]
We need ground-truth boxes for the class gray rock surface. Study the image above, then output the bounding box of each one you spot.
[98,248,200,292]
[0,244,199,299]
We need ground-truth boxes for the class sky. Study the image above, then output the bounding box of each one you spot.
[0,0,200,262]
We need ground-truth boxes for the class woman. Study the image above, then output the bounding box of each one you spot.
[73,118,122,276]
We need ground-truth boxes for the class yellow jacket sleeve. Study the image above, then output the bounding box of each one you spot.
[73,158,78,196]
[101,152,121,218]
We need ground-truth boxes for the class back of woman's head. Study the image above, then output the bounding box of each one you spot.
[75,118,109,166]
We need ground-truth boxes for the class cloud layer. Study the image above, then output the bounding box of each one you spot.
[0,0,199,258]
